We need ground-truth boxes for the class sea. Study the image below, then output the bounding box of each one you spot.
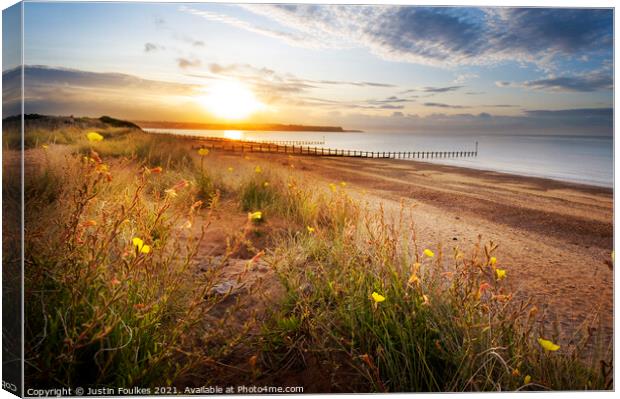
[145,129,614,189]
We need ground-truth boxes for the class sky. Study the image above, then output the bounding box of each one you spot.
[2,1,614,134]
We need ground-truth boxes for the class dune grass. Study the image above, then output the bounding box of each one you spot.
[17,119,613,391]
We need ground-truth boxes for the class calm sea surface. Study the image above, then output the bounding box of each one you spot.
[146,129,614,188]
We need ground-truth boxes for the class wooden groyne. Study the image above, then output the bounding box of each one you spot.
[197,136,325,146]
[197,139,478,160]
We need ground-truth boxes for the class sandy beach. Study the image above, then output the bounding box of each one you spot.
[211,149,614,345]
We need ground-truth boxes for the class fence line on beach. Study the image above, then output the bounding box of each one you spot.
[197,139,479,160]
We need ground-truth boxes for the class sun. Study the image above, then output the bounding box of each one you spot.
[198,80,264,120]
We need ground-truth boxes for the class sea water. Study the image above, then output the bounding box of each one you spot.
[146,129,613,188]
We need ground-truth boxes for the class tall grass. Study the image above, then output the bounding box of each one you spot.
[259,185,612,392]
[24,148,249,388]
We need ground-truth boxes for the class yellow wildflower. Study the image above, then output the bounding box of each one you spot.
[489,256,497,266]
[86,131,104,142]
[263,181,270,187]
[340,181,347,187]
[371,292,385,303]
[228,167,234,172]
[132,237,151,254]
[254,166,262,173]
[306,226,315,233]
[495,268,507,280]
[423,249,435,258]
[248,211,263,222]
[198,148,209,156]
[329,183,337,192]
[524,375,532,385]
[537,338,560,351]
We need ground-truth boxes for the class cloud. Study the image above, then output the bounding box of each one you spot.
[335,106,612,135]
[218,5,613,68]
[422,85,463,93]
[424,102,469,109]
[9,65,612,137]
[487,8,613,62]
[496,69,612,92]
[6,65,201,120]
[177,58,201,69]
[520,72,612,92]
[453,73,478,84]
[179,5,326,49]
[144,42,165,53]
[524,107,612,119]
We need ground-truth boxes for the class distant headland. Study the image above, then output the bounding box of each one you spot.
[134,120,362,132]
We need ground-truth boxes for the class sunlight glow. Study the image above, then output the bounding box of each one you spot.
[198,80,264,120]
[224,130,243,140]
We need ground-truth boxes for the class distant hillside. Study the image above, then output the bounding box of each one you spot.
[135,120,361,132]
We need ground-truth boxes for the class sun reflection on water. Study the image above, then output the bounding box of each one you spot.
[224,130,243,140]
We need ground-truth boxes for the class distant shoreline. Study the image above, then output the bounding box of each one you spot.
[134,120,362,133]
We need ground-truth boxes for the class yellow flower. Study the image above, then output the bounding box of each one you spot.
[248,211,262,222]
[537,338,560,351]
[524,375,532,385]
[227,167,234,172]
[254,166,262,173]
[329,183,337,192]
[132,237,151,254]
[371,292,385,303]
[340,181,347,187]
[423,249,435,258]
[198,148,209,156]
[263,181,270,187]
[306,226,315,233]
[86,131,104,142]
[495,268,507,280]
[489,256,497,266]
